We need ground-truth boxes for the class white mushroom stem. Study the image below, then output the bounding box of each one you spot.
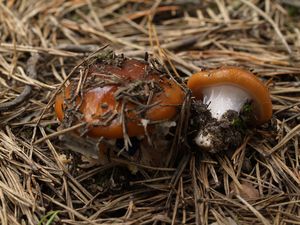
[203,85,251,120]
[195,85,250,150]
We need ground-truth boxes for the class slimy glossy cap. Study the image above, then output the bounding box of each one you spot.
[55,57,185,138]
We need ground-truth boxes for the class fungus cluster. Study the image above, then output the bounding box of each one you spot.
[55,52,185,166]
[54,51,273,163]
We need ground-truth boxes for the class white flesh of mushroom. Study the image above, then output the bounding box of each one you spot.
[202,85,251,120]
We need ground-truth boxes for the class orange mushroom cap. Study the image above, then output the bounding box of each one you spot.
[55,57,185,138]
[187,67,272,124]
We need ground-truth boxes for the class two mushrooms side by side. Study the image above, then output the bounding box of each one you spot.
[54,52,273,166]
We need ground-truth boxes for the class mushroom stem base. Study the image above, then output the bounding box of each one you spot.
[189,101,245,153]
[59,122,175,167]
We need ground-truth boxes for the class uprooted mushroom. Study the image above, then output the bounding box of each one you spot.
[187,67,272,153]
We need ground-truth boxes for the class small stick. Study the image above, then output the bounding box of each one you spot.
[0,53,40,112]
[34,122,86,145]
[56,44,98,53]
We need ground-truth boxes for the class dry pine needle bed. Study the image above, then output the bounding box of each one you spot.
[0,1,300,225]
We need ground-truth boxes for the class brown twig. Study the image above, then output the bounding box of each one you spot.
[0,53,40,112]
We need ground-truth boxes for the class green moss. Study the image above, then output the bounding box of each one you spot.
[96,50,114,61]
[242,103,252,113]
[232,118,243,127]
[287,5,300,17]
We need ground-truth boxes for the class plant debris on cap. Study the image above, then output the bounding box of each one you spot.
[55,51,185,144]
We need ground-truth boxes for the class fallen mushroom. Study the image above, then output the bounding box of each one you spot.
[55,51,185,167]
[187,67,272,152]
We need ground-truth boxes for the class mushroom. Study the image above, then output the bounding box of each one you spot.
[55,52,185,166]
[187,67,272,152]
